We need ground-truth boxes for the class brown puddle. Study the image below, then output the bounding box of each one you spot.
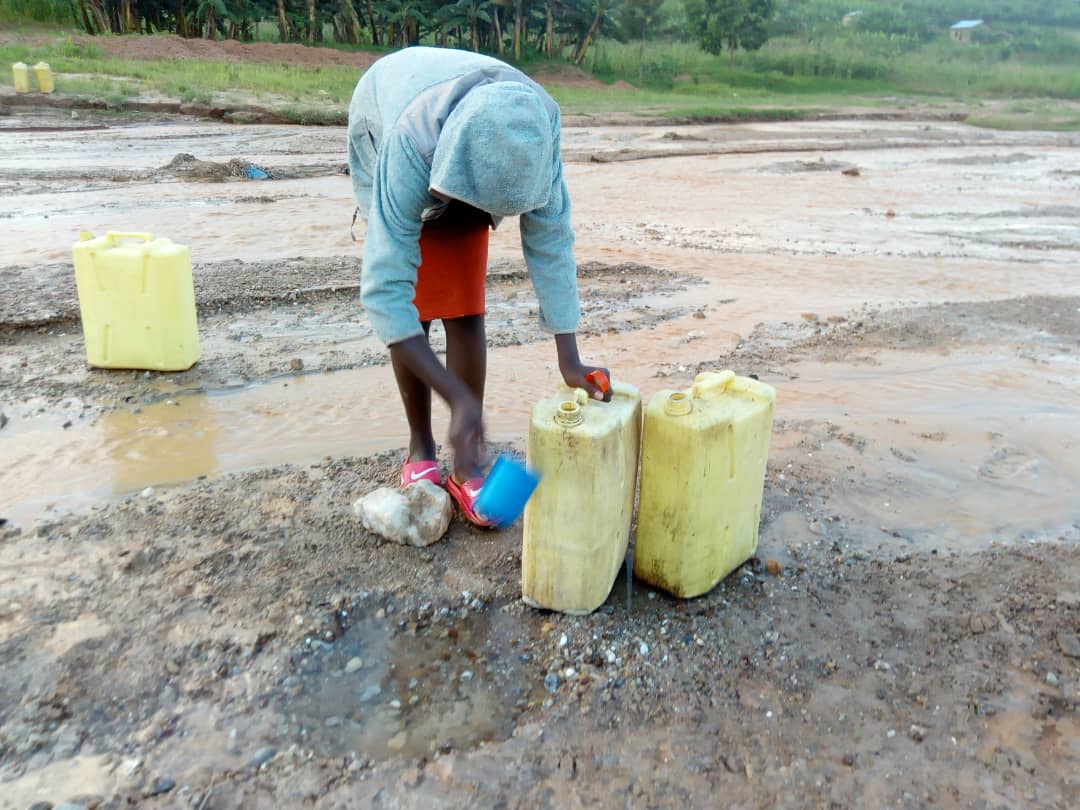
[5,333,1079,554]
[775,350,1080,548]
[0,314,732,526]
[274,607,537,759]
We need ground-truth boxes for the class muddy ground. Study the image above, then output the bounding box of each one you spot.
[1,101,1079,809]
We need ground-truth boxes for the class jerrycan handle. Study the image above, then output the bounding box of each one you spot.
[691,370,736,399]
[106,231,154,244]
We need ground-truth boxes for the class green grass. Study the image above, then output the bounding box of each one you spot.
[0,0,74,25]
[3,28,1080,130]
[586,32,1080,101]
[0,36,365,104]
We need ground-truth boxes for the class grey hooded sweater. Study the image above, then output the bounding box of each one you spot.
[347,47,580,346]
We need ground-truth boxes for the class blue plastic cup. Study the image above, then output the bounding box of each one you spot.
[475,455,541,528]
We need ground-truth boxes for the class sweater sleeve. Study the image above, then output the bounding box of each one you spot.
[518,111,581,335]
[360,133,432,346]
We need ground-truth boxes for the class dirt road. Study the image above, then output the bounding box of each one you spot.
[1,106,1078,809]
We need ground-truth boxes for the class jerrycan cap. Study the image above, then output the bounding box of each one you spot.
[665,392,693,417]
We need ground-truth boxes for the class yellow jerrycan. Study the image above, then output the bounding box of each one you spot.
[33,62,55,93]
[634,371,776,598]
[12,62,31,94]
[71,232,201,371]
[522,382,642,615]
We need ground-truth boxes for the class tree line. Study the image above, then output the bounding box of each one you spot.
[71,0,686,66]
[46,0,1080,69]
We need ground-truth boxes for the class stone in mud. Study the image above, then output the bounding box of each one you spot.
[148,776,175,796]
[1057,631,1080,659]
[289,357,304,372]
[353,481,452,547]
[247,747,277,769]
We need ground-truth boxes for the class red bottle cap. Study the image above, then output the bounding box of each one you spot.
[586,370,610,395]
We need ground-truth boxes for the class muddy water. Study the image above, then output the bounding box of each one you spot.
[5,333,1078,552]
[4,115,1080,540]
[0,312,732,524]
[778,351,1080,546]
[279,608,536,758]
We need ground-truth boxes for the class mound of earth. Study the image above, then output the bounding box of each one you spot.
[81,33,381,69]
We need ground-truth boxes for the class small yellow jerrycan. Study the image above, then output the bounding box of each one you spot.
[71,232,201,371]
[12,62,31,94]
[634,371,776,598]
[522,381,642,614]
[33,62,54,94]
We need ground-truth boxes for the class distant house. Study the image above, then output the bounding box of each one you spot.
[950,20,985,43]
[842,10,863,27]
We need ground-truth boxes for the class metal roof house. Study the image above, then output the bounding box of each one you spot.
[950,19,985,42]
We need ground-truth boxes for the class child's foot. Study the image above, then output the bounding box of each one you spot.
[400,457,443,488]
[447,474,494,528]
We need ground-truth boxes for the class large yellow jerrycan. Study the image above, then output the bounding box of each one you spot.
[12,62,31,94]
[522,382,642,615]
[33,62,55,94]
[634,371,776,598]
[72,232,201,371]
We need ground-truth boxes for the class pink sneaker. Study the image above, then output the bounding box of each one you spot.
[400,458,443,488]
[446,475,495,528]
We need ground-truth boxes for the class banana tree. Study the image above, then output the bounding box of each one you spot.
[438,0,492,52]
[571,0,617,65]
[195,0,228,38]
[385,0,434,46]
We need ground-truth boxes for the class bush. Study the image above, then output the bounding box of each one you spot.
[0,0,75,25]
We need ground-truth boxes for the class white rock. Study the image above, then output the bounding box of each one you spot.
[345,657,363,674]
[353,481,453,547]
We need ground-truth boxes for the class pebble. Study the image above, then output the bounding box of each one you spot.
[345,656,364,674]
[1045,672,1059,686]
[28,803,54,810]
[765,559,782,576]
[460,670,473,682]
[289,358,304,371]
[564,667,577,678]
[247,747,277,769]
[639,642,649,656]
[54,804,86,810]
[325,716,342,727]
[1057,632,1080,659]
[544,673,559,693]
[557,634,568,649]
[148,776,176,796]
[140,487,155,498]
[887,729,897,739]
[909,724,926,742]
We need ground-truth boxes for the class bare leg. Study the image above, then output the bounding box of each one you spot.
[391,321,436,461]
[443,314,487,479]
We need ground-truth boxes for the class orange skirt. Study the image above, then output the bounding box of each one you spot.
[413,204,490,323]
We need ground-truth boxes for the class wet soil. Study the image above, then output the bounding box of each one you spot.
[1,109,1079,809]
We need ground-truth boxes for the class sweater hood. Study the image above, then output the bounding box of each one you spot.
[428,81,554,217]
